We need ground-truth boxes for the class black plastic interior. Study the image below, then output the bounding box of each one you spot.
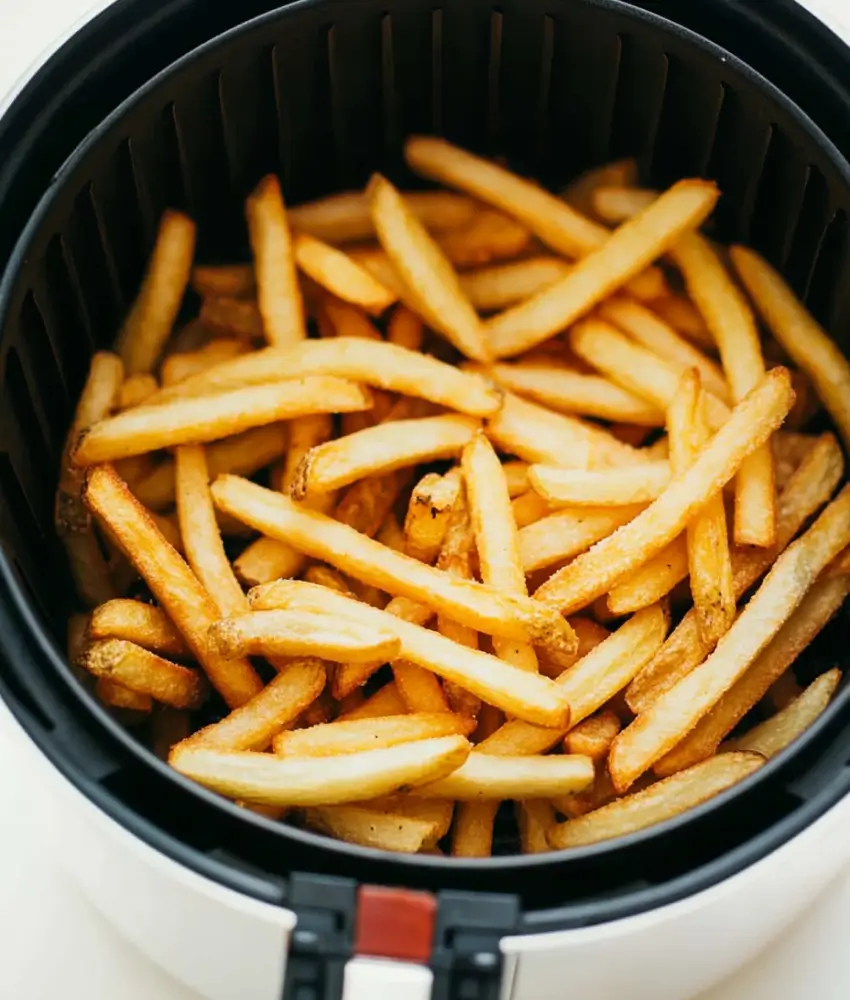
[2,0,850,932]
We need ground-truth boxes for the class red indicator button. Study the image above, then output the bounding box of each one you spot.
[354,885,437,964]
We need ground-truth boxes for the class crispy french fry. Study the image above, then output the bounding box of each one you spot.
[436,209,532,267]
[673,233,774,547]
[512,490,554,529]
[459,257,571,311]
[488,363,664,426]
[339,682,407,720]
[562,159,638,216]
[88,599,189,658]
[376,512,406,553]
[56,352,124,606]
[292,415,478,498]
[118,373,158,410]
[387,305,424,351]
[73,378,370,466]
[292,232,397,315]
[116,210,196,373]
[534,369,794,614]
[502,461,530,498]
[517,799,556,854]
[486,180,720,358]
[519,505,645,573]
[191,264,255,299]
[335,471,409,540]
[452,801,498,857]
[609,486,850,791]
[625,266,670,302]
[549,753,763,848]
[651,294,715,349]
[626,433,844,713]
[199,297,264,340]
[529,463,671,507]
[246,174,306,347]
[79,639,206,710]
[250,580,573,727]
[412,752,594,800]
[731,245,850,452]
[668,370,735,645]
[591,186,657,224]
[303,565,358,598]
[289,189,476,243]
[170,735,470,806]
[84,465,263,708]
[367,174,490,362]
[304,804,441,853]
[274,712,473,756]
[606,536,689,616]
[563,711,621,761]
[404,469,463,564]
[656,576,850,775]
[537,617,611,680]
[161,338,248,386]
[96,677,153,712]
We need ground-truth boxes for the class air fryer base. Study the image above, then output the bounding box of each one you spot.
[6,694,850,1000]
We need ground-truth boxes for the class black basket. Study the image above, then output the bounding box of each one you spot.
[1,0,850,939]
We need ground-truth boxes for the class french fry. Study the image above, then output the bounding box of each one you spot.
[84,465,263,708]
[563,711,621,761]
[488,363,664,426]
[391,658,453,714]
[549,753,763,848]
[88,600,189,658]
[502,461,530,498]
[731,245,850,452]
[609,486,850,791]
[517,799,556,854]
[116,210,196,373]
[519,505,645,573]
[79,639,206,710]
[726,668,841,759]
[767,672,805,711]
[118,373,158,410]
[537,617,611,680]
[292,232,397,315]
[245,174,306,347]
[625,266,670,302]
[606,536,689,616]
[160,338,248,386]
[512,490,554,530]
[292,415,479,498]
[405,136,609,257]
[367,174,490,362]
[96,678,153,713]
[73,377,370,465]
[304,804,441,853]
[673,233,774,547]
[387,305,424,351]
[459,257,571,312]
[562,159,638,216]
[250,580,573,727]
[475,604,667,756]
[376,512,406,553]
[656,576,850,775]
[412,752,594,800]
[668,370,735,645]
[591,186,657,224]
[534,369,794,614]
[334,471,409,540]
[404,469,463,564]
[56,351,124,606]
[436,209,532,267]
[171,734,470,806]
[191,263,255,299]
[626,433,844,712]
[303,564,359,598]
[273,712,473,756]
[199,297,264,340]
[486,180,720,357]
[289,189,476,243]
[651,294,715,348]
[529,463,671,507]
[452,801,498,857]
[338,681,407,720]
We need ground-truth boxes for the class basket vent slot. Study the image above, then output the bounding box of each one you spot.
[608,34,668,178]
[67,185,121,349]
[43,236,94,395]
[784,167,832,305]
[748,128,810,271]
[17,292,69,450]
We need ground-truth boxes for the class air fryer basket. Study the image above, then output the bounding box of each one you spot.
[2,0,850,933]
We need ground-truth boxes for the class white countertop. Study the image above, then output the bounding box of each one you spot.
[2,1,850,998]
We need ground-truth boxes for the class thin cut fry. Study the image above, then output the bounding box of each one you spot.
[292,232,397,315]
[562,159,638,216]
[367,174,490,362]
[731,244,850,452]
[563,711,621,761]
[88,600,189,658]
[118,374,158,410]
[606,536,689,616]
[549,753,762,848]
[83,465,263,708]
[377,512,407,553]
[609,486,850,791]
[199,298,264,340]
[79,639,206,710]
[529,463,671,507]
[73,377,369,465]
[512,490,554,530]
[387,305,424,351]
[339,682,407,720]
[96,678,153,713]
[246,174,306,347]
[591,186,657,224]
[411,752,594,800]
[170,735,471,807]
[502,461,530,498]
[652,295,714,348]
[486,180,720,357]
[334,471,409,540]
[534,368,794,614]
[404,468,463,564]
[537,617,610,680]
[191,263,255,299]
[519,505,645,573]
[452,801,498,857]
[304,805,441,853]
[435,209,532,267]
[460,258,571,312]
[273,712,473,756]
[116,210,196,373]
[517,799,556,854]
[161,339,248,386]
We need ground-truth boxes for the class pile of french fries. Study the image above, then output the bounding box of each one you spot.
[56,135,850,857]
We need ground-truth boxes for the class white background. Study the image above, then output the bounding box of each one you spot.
[1,1,849,997]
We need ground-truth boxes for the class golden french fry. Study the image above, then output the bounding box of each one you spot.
[549,753,763,848]
[250,580,573,727]
[625,266,670,302]
[56,351,124,607]
[292,232,397,315]
[376,512,406,553]
[517,799,556,854]
[404,468,463,564]
[609,486,850,791]
[486,180,720,357]
[651,294,715,348]
[245,174,306,347]
[170,735,471,806]
[274,712,473,756]
[292,415,478,498]
[199,297,264,340]
[116,210,196,374]
[412,752,594,800]
[452,801,498,857]
[339,682,408,720]
[519,505,645,573]
[732,244,850,452]
[79,639,206,710]
[387,304,424,351]
[84,465,263,708]
[118,373,158,410]
[488,363,664,426]
[537,617,611,680]
[626,432,844,713]
[367,174,490,362]
[335,470,409,540]
[529,462,671,507]
[459,257,571,311]
[289,189,476,243]
[191,263,255,299]
[161,338,248,386]
[88,599,189,658]
[96,677,153,712]
[303,564,358,598]
[563,711,621,761]
[673,233,774,547]
[512,490,554,529]
[534,369,794,614]
[591,185,657,224]
[668,370,735,645]
[656,576,850,775]
[606,536,689,616]
[304,804,441,853]
[74,378,369,466]
[502,461,530,498]
[562,159,638,216]
[436,209,532,267]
